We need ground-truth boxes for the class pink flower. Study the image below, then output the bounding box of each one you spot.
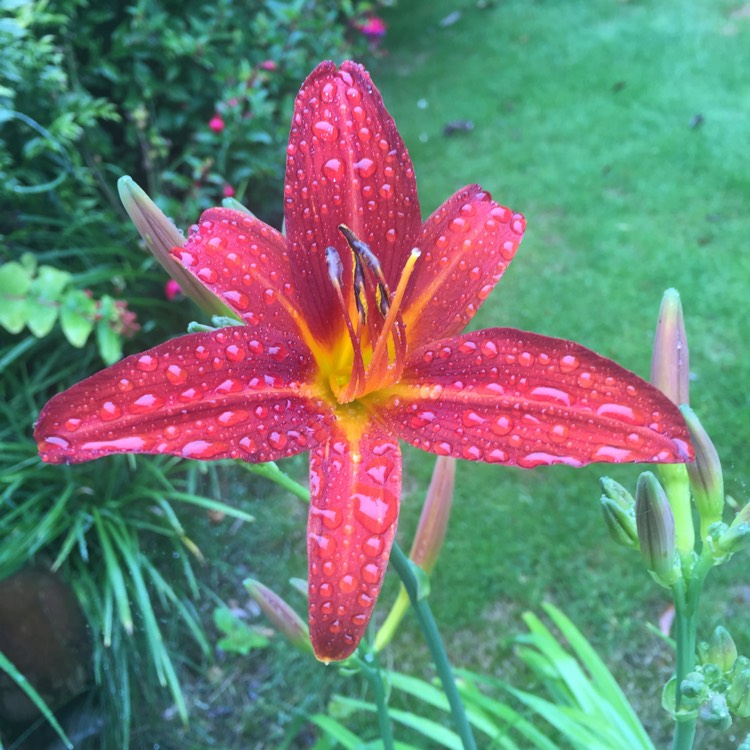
[222,184,235,198]
[209,115,225,133]
[164,279,183,301]
[359,16,387,40]
[259,60,277,72]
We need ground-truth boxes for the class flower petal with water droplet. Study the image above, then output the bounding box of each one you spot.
[402,186,524,347]
[284,61,422,349]
[307,418,401,661]
[35,329,330,464]
[375,328,693,467]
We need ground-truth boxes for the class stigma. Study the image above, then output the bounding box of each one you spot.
[326,226,420,403]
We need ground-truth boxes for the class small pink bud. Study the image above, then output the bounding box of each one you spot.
[227,97,239,107]
[222,184,235,198]
[259,59,277,71]
[209,115,225,133]
[360,17,387,39]
[165,279,183,301]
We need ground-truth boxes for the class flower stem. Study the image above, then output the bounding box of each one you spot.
[389,542,477,750]
[671,554,711,750]
[359,653,394,750]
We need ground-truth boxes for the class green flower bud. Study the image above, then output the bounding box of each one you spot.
[650,288,689,406]
[600,477,635,509]
[601,495,639,549]
[636,472,680,586]
[243,578,310,652]
[118,176,234,319]
[716,523,750,558]
[728,669,750,718]
[698,692,732,730]
[681,670,707,705]
[706,626,738,674]
[680,405,724,536]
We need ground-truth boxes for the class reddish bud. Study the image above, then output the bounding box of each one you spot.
[651,288,689,406]
[409,456,455,573]
[244,578,310,652]
[164,279,183,301]
[209,115,225,133]
[222,184,235,198]
[259,59,277,71]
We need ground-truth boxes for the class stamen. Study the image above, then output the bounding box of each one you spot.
[326,247,366,398]
[367,248,421,385]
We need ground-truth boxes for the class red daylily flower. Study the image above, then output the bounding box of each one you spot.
[35,61,691,662]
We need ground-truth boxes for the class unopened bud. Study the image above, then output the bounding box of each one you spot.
[728,669,750,718]
[681,405,724,535]
[410,456,455,573]
[680,670,707,710]
[118,176,233,319]
[650,288,689,406]
[636,472,680,586]
[243,578,310,652]
[717,523,750,558]
[600,478,638,548]
[706,626,738,673]
[699,692,732,730]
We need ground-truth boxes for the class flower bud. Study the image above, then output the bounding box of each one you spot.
[409,456,456,573]
[600,478,638,549]
[728,669,750,718]
[636,472,680,586]
[706,626,738,674]
[243,578,310,652]
[680,405,724,535]
[118,176,232,319]
[209,114,225,132]
[680,670,707,710]
[650,288,689,406]
[698,692,732,730]
[715,522,750,559]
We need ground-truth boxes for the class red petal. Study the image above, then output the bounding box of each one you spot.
[36,329,330,464]
[284,61,422,348]
[403,186,525,347]
[174,208,317,345]
[377,329,692,467]
[307,419,401,661]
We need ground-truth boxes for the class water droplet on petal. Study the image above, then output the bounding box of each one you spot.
[549,424,570,442]
[592,445,635,462]
[313,120,339,141]
[323,158,344,181]
[354,490,397,534]
[339,575,357,594]
[596,403,644,424]
[182,440,228,459]
[354,158,376,178]
[217,410,249,426]
[577,371,594,388]
[225,344,245,362]
[491,415,513,436]
[268,432,287,451]
[197,267,218,283]
[130,393,164,414]
[321,82,336,102]
[361,562,380,585]
[559,354,580,373]
[362,535,384,558]
[99,401,122,421]
[166,364,187,385]
[136,354,158,372]
[346,86,362,103]
[224,290,249,310]
[64,418,82,431]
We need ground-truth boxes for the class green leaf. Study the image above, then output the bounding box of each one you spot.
[0,261,31,333]
[25,265,70,336]
[96,314,123,364]
[59,289,95,347]
[213,607,270,655]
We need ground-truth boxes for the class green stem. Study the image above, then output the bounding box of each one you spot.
[240,461,310,501]
[389,542,477,750]
[359,654,394,750]
[671,555,711,750]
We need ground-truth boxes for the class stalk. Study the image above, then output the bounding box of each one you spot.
[389,542,477,750]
